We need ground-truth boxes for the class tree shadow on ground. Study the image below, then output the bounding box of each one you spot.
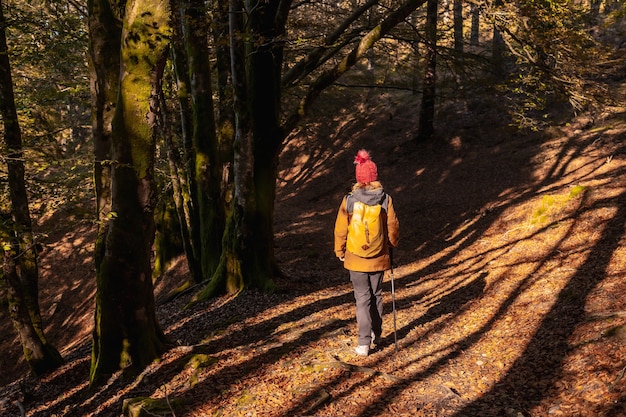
[452,187,626,417]
[290,272,488,416]
[274,89,626,416]
[25,284,359,416]
[5,88,626,417]
[375,271,487,352]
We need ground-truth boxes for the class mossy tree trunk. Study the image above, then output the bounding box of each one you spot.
[153,186,185,279]
[1,240,63,375]
[156,88,194,280]
[168,0,203,283]
[184,0,225,280]
[89,0,171,386]
[1,236,63,376]
[88,0,122,270]
[244,0,288,289]
[195,0,289,298]
[0,1,62,376]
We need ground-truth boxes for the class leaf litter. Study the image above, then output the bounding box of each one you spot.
[1,85,626,416]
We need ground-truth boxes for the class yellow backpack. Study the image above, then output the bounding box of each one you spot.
[347,200,385,258]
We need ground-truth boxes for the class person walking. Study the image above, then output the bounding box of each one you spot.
[334,149,400,356]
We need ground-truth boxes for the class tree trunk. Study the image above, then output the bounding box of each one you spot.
[195,0,288,299]
[158,87,195,281]
[195,0,252,298]
[492,24,504,76]
[184,0,224,280]
[88,0,122,272]
[212,0,236,226]
[453,0,463,53]
[245,0,286,287]
[589,0,601,24]
[2,240,62,375]
[0,0,62,376]
[213,0,235,165]
[169,0,203,283]
[411,11,420,95]
[153,188,185,279]
[416,0,438,141]
[470,3,479,46]
[89,0,171,386]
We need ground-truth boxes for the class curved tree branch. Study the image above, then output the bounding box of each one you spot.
[282,0,427,135]
[282,0,380,87]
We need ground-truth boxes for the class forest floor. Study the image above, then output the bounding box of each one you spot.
[1,70,626,417]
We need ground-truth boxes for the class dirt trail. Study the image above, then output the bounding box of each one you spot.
[1,86,626,416]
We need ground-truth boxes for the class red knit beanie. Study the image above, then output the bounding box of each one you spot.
[354,149,378,183]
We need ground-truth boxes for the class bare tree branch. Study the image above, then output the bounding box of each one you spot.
[282,0,379,87]
[282,0,427,135]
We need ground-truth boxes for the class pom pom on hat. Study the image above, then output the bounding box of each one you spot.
[354,149,371,165]
[354,149,378,183]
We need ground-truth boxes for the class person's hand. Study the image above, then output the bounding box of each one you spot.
[339,256,345,262]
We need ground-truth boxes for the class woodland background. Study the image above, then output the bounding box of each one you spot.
[1,0,626,416]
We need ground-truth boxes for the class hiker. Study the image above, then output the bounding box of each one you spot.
[334,149,400,357]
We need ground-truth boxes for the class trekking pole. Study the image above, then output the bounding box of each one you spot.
[390,248,398,351]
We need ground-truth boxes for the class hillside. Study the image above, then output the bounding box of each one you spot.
[1,80,626,416]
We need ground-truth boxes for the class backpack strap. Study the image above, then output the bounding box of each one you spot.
[346,193,355,213]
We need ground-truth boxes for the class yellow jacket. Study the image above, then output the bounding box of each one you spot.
[334,184,400,272]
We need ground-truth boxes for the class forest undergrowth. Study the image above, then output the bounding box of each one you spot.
[1,74,626,416]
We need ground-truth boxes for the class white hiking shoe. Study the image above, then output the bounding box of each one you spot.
[355,345,369,357]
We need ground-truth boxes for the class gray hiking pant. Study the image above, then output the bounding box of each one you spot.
[349,270,384,346]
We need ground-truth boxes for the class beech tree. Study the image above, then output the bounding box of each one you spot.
[168,0,202,283]
[194,0,289,297]
[164,0,230,286]
[88,0,170,385]
[182,0,224,281]
[0,0,63,376]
